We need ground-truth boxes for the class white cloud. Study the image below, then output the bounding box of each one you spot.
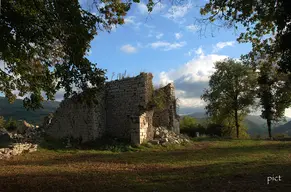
[175,33,183,40]
[124,16,135,24]
[110,24,117,32]
[212,41,235,53]
[148,30,164,39]
[156,33,164,39]
[159,53,227,85]
[137,2,166,15]
[178,97,206,109]
[185,47,204,57]
[195,47,204,55]
[150,41,186,51]
[144,24,156,29]
[158,52,228,110]
[284,108,291,118]
[186,24,199,33]
[124,16,142,30]
[120,44,138,54]
[164,3,192,21]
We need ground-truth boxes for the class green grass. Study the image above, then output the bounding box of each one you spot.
[1,139,291,192]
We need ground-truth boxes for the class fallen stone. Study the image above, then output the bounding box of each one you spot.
[149,126,191,146]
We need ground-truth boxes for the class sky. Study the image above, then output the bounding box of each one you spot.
[79,0,256,115]
[2,0,291,117]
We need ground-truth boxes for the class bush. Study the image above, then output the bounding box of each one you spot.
[0,116,5,130]
[180,124,206,137]
[205,123,223,137]
[180,116,196,129]
[274,133,289,139]
[5,118,18,132]
[180,116,208,137]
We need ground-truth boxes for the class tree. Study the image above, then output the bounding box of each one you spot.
[257,59,291,138]
[0,0,143,109]
[200,0,291,73]
[201,58,257,138]
[180,116,196,129]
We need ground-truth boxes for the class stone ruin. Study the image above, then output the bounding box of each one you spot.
[0,121,40,159]
[44,73,181,145]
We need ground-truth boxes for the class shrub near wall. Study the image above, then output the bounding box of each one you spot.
[5,118,18,132]
[180,116,206,137]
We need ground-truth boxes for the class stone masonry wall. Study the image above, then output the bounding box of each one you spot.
[153,83,180,134]
[45,90,106,143]
[105,73,153,141]
[44,73,179,145]
[129,110,154,144]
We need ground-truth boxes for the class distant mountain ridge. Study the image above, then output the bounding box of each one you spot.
[0,97,60,125]
[183,112,291,136]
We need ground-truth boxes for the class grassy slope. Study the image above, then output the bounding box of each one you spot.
[0,140,291,192]
[0,97,59,125]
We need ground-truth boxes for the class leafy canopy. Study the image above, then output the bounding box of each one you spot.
[0,0,158,110]
[256,58,291,137]
[201,58,257,138]
[180,116,197,129]
[200,0,291,73]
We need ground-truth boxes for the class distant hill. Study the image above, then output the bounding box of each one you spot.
[0,97,60,125]
[273,121,291,136]
[183,112,291,137]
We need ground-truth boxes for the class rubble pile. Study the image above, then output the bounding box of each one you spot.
[0,143,38,159]
[0,121,41,159]
[148,126,191,146]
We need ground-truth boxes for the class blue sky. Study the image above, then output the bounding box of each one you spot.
[80,0,257,115]
[2,0,291,117]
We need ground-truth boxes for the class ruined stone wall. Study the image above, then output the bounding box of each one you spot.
[153,83,180,134]
[45,90,106,143]
[129,110,154,144]
[44,73,179,145]
[105,73,154,142]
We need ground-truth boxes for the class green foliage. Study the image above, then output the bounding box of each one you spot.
[256,59,291,138]
[205,123,223,137]
[150,88,171,110]
[201,58,257,138]
[5,117,18,132]
[0,116,5,130]
[1,0,136,109]
[200,0,291,74]
[180,116,196,129]
[0,0,170,110]
[273,133,289,140]
[180,116,206,137]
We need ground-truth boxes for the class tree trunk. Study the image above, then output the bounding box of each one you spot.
[267,119,272,139]
[235,109,239,139]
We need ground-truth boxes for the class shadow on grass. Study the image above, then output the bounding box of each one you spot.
[4,140,291,167]
[39,135,136,152]
[0,160,290,192]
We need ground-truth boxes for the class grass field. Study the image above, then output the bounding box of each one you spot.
[0,139,291,192]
